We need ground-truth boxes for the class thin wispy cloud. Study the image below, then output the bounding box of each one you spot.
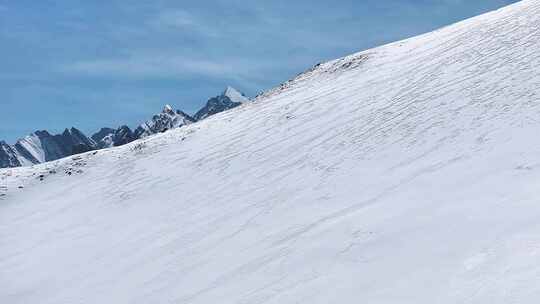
[61,51,283,84]
[149,9,221,38]
[151,10,197,29]
[64,56,237,79]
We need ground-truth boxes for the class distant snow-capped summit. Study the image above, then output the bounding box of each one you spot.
[91,128,116,149]
[194,86,250,121]
[15,128,95,163]
[91,126,136,149]
[0,127,98,168]
[134,105,196,139]
[223,86,250,104]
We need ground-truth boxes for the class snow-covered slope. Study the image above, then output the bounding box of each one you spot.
[3,1,540,303]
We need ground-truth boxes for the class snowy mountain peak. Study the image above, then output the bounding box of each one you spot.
[134,105,195,138]
[1,127,97,167]
[223,86,249,104]
[92,126,135,148]
[163,104,174,114]
[62,127,76,136]
[193,87,251,121]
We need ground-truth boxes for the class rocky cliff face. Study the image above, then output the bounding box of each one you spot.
[0,141,21,168]
[91,128,116,149]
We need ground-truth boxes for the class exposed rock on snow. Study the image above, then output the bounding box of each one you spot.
[91,128,116,148]
[0,141,21,168]
[92,126,136,148]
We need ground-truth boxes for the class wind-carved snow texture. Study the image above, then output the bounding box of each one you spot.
[3,1,540,303]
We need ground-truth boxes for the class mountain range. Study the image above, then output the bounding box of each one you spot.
[0,86,250,168]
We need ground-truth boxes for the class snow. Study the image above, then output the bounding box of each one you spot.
[134,106,194,138]
[2,0,540,303]
[14,155,35,167]
[163,104,174,113]
[16,134,45,163]
[223,86,249,104]
[100,133,115,148]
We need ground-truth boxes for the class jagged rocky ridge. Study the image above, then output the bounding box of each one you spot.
[134,105,195,139]
[2,128,97,168]
[0,87,250,168]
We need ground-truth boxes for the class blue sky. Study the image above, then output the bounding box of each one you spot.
[0,0,518,142]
